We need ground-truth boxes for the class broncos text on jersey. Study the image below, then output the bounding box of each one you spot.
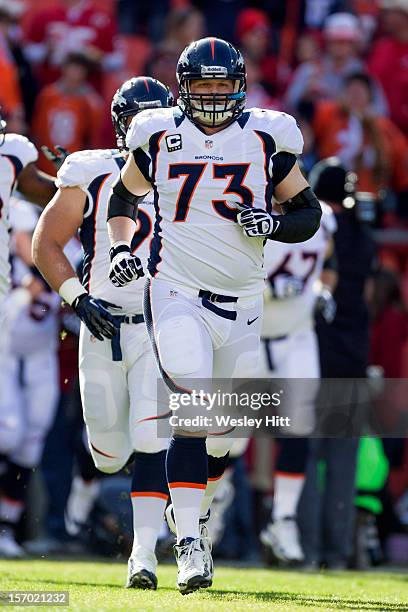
[126,106,304,298]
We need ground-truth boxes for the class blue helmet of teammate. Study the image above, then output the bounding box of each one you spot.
[111,76,174,149]
[176,37,246,129]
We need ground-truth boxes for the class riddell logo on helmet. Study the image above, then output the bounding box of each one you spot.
[138,100,162,109]
[201,65,228,77]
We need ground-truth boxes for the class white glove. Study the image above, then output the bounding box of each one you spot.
[237,205,279,238]
[108,243,144,287]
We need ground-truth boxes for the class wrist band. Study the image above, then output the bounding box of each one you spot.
[59,277,86,306]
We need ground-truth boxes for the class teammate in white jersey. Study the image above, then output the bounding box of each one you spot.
[32,78,174,589]
[0,113,56,310]
[106,37,322,594]
[259,203,338,564]
[0,199,60,558]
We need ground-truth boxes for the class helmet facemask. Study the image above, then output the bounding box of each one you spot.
[178,76,246,128]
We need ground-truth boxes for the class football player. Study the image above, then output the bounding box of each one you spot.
[0,112,56,317]
[32,77,174,589]
[106,37,322,594]
[0,199,60,558]
[258,202,337,564]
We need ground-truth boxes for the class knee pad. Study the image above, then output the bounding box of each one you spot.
[0,414,23,455]
[157,314,204,377]
[206,436,234,458]
[95,459,128,474]
[87,430,131,474]
[80,369,122,429]
[131,422,168,454]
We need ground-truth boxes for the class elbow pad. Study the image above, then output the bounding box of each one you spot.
[107,177,147,221]
[270,187,322,243]
[281,186,322,214]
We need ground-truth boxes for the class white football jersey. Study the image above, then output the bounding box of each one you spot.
[0,134,38,302]
[262,203,337,337]
[56,149,154,314]
[126,106,304,297]
[8,198,60,357]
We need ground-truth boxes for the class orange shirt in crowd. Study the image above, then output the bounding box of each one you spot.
[31,82,104,174]
[313,101,408,195]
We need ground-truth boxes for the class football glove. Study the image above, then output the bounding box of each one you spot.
[72,294,120,340]
[236,204,279,238]
[109,243,144,288]
[41,145,70,170]
[315,287,337,324]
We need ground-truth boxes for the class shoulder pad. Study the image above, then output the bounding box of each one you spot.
[126,107,174,151]
[2,134,38,168]
[248,108,304,155]
[56,149,120,189]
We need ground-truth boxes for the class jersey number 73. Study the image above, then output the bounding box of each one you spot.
[168,162,254,222]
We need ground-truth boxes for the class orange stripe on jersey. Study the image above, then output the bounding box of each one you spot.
[208,475,223,482]
[168,482,207,490]
[143,77,150,92]
[275,471,305,479]
[88,172,111,288]
[254,131,268,184]
[130,491,168,500]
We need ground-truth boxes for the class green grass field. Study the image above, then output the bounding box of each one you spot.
[1,559,407,611]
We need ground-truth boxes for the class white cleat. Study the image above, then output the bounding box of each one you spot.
[206,476,234,546]
[65,476,100,537]
[165,504,213,584]
[260,517,304,564]
[126,545,158,590]
[199,521,213,586]
[174,537,211,595]
[0,527,25,558]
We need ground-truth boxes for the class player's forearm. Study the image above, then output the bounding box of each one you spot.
[32,229,77,295]
[107,216,137,247]
[17,167,57,208]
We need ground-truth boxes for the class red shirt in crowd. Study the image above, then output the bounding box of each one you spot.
[369,37,408,137]
[25,1,116,87]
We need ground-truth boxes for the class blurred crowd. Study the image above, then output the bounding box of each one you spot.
[0,0,407,568]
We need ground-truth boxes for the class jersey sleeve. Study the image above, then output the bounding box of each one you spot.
[125,110,153,151]
[273,112,304,155]
[6,134,38,169]
[56,152,88,189]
